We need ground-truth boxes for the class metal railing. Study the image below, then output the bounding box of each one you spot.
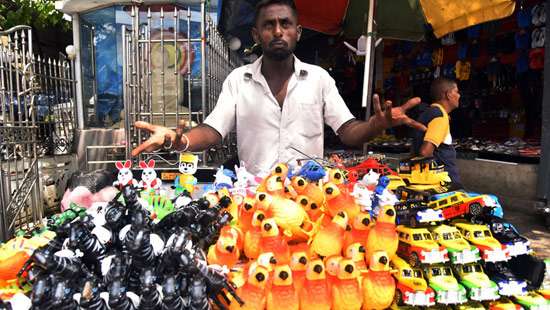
[123,2,239,167]
[0,25,76,240]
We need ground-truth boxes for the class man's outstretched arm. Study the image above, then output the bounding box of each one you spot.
[338,95,426,147]
[131,120,222,156]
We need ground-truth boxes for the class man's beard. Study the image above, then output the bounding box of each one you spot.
[263,41,294,61]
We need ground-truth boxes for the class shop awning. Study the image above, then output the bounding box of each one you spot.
[219,0,515,42]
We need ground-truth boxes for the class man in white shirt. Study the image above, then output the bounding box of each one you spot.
[132,0,426,175]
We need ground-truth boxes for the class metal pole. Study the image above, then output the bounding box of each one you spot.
[361,0,375,114]
[200,0,207,164]
[72,14,84,129]
[536,0,550,205]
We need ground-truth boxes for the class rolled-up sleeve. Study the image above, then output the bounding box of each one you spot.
[321,71,355,134]
[203,77,236,139]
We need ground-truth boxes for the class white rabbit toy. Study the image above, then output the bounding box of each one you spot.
[113,160,137,189]
[138,159,162,193]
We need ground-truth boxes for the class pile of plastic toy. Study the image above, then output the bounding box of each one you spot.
[0,184,244,309]
[202,156,550,310]
[1,153,549,310]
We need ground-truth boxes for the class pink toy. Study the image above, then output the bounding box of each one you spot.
[138,159,162,192]
[113,160,137,189]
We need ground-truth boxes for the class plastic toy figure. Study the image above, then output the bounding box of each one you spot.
[289,251,308,292]
[214,165,237,190]
[367,205,398,259]
[427,191,486,221]
[483,216,532,257]
[343,212,372,251]
[512,291,550,309]
[310,211,348,257]
[297,160,326,182]
[395,225,449,267]
[362,251,396,310]
[175,152,198,196]
[259,218,291,264]
[267,265,299,310]
[451,263,500,301]
[332,259,362,310]
[424,264,467,305]
[244,210,266,259]
[113,160,137,189]
[453,221,509,263]
[484,262,527,296]
[324,255,343,293]
[230,263,269,310]
[390,256,435,307]
[299,259,331,310]
[429,224,480,264]
[361,169,381,191]
[344,243,367,272]
[138,159,162,194]
[207,227,241,268]
[324,182,360,219]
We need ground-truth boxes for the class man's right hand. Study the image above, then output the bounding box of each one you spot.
[131,121,183,156]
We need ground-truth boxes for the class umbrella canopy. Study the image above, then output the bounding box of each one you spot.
[219,0,516,44]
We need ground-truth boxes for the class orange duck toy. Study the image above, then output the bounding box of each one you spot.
[344,243,367,273]
[289,251,308,292]
[327,168,346,188]
[323,182,361,220]
[361,251,396,310]
[244,210,266,259]
[207,226,241,268]
[343,212,372,251]
[324,255,343,293]
[267,265,299,310]
[332,259,363,310]
[257,187,312,241]
[237,196,257,234]
[230,263,270,310]
[259,218,291,264]
[366,205,398,259]
[310,211,348,257]
[299,259,331,310]
[296,195,326,224]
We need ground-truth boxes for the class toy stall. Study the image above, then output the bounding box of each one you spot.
[2,0,550,309]
[1,153,549,309]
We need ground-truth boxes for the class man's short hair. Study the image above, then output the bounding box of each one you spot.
[430,77,457,102]
[254,0,298,26]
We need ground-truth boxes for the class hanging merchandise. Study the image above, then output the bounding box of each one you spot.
[529,48,545,70]
[441,32,456,46]
[531,27,545,48]
[532,3,546,26]
[432,48,444,66]
[455,60,471,81]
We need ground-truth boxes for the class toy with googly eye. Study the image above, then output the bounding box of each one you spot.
[175,152,198,196]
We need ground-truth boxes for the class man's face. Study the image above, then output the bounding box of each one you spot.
[447,85,460,109]
[252,4,302,61]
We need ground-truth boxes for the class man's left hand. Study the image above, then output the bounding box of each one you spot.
[370,94,427,132]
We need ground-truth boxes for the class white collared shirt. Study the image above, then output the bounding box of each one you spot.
[204,55,355,176]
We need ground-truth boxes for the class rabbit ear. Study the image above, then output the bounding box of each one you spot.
[124,160,132,169]
[139,161,148,169]
[116,161,124,169]
[147,159,155,168]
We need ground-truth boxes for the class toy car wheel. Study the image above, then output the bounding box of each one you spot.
[409,252,421,268]
[469,203,482,216]
[393,289,403,305]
